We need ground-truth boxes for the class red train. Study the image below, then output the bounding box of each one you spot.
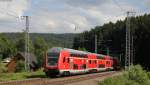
[43,47,120,77]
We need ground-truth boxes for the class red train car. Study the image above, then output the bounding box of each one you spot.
[43,47,116,77]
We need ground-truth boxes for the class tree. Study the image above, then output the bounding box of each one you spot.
[16,35,34,53]
[78,47,87,52]
[15,60,25,72]
[0,34,16,59]
[34,37,48,67]
[73,13,150,70]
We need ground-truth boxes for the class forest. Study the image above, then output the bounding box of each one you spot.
[0,33,76,66]
[73,14,150,70]
[0,14,150,70]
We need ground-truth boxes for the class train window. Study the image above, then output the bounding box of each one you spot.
[48,57,58,66]
[89,60,91,64]
[73,64,78,69]
[99,64,105,68]
[47,53,59,66]
[91,60,93,64]
[80,64,86,69]
[83,64,86,69]
[63,57,65,63]
[47,53,59,58]
[106,61,110,64]
[94,60,97,64]
[67,58,70,63]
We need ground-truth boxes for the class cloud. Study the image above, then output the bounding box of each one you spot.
[0,0,29,17]
[60,0,111,9]
[143,0,150,6]
[0,0,148,33]
[0,0,30,32]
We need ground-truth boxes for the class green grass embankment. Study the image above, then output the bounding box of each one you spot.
[99,65,150,85]
[0,70,46,81]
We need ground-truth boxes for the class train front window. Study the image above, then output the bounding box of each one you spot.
[47,53,59,66]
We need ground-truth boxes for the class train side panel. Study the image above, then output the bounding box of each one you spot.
[44,47,120,77]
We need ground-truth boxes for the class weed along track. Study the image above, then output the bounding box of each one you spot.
[0,71,118,85]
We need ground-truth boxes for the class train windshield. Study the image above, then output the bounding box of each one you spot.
[47,53,59,66]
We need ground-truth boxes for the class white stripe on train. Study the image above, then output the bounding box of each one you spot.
[59,67,113,75]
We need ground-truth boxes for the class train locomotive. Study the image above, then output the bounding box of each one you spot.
[43,47,120,77]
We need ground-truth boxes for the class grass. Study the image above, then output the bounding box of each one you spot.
[99,65,150,85]
[0,69,46,82]
[0,60,47,82]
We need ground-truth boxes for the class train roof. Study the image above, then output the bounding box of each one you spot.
[48,47,112,58]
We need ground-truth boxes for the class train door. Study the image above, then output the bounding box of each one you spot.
[106,60,113,69]
[79,58,86,73]
[69,58,73,70]
[86,59,88,71]
[105,59,113,70]
[97,59,105,71]
[60,51,70,70]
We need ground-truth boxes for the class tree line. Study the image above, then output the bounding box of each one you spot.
[73,14,150,70]
[0,33,76,66]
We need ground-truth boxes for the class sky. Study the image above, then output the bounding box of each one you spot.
[0,0,149,33]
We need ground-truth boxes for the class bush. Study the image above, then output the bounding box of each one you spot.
[0,61,2,76]
[126,65,149,85]
[1,66,7,73]
[15,60,25,72]
[147,72,150,79]
[99,76,127,85]
[99,65,150,85]
[0,59,7,75]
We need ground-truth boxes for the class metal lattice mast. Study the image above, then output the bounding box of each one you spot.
[125,11,135,69]
[131,35,134,65]
[125,11,130,69]
[95,34,97,53]
[23,16,30,71]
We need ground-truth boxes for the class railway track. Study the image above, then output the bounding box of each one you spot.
[0,71,119,85]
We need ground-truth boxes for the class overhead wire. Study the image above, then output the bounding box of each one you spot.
[0,6,25,32]
[111,0,127,12]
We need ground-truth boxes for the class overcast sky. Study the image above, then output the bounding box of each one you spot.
[0,0,149,33]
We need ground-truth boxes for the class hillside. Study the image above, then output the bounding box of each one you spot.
[1,33,77,48]
[73,14,150,70]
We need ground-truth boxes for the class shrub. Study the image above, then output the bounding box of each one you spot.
[1,66,7,73]
[99,76,127,85]
[15,60,25,72]
[147,72,150,79]
[125,80,140,85]
[0,60,2,76]
[99,65,150,85]
[0,59,7,76]
[126,65,149,85]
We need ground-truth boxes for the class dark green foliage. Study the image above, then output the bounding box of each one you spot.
[73,14,150,69]
[34,37,48,67]
[126,65,149,85]
[0,58,2,75]
[2,33,76,48]
[99,65,149,85]
[0,34,17,59]
[0,58,7,74]
[147,72,150,79]
[15,60,25,72]
[15,34,34,53]
[78,47,87,51]
[0,33,76,68]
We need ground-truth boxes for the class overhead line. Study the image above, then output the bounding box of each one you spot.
[111,0,127,12]
[0,7,19,18]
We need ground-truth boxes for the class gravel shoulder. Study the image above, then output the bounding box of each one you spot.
[67,72,122,85]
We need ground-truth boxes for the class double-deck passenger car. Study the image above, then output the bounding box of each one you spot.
[43,47,119,77]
